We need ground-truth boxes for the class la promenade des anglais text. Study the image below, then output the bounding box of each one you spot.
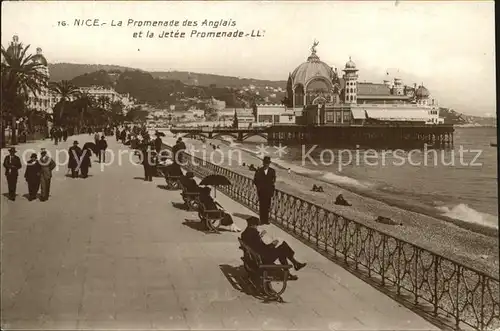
[57,18,266,39]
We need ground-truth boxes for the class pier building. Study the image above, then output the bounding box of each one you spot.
[283,42,443,126]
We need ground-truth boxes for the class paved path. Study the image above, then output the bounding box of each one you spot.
[1,135,438,330]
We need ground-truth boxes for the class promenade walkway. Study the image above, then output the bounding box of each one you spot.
[1,135,438,330]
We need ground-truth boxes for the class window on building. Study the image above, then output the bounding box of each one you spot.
[343,112,351,122]
[326,112,334,122]
[273,115,279,123]
[335,112,342,123]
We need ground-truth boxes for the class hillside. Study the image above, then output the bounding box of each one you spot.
[48,63,136,82]
[151,71,287,89]
[439,108,497,126]
[49,63,286,89]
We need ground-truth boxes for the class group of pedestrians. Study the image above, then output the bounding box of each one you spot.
[67,140,93,178]
[3,147,56,201]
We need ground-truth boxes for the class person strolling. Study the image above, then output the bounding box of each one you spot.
[24,153,41,201]
[142,145,156,182]
[39,148,56,201]
[97,136,108,163]
[253,156,276,225]
[80,145,92,178]
[3,147,22,201]
[68,140,82,178]
[241,216,306,279]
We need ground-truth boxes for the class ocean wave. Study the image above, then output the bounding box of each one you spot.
[320,172,375,189]
[437,204,498,229]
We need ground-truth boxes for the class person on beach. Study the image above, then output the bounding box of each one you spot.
[241,216,306,279]
[68,140,82,178]
[253,156,276,225]
[3,147,22,201]
[24,153,41,201]
[97,136,108,163]
[39,148,56,201]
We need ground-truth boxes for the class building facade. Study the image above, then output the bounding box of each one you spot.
[5,36,53,114]
[285,43,443,126]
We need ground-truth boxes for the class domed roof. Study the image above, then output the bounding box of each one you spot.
[415,85,430,98]
[32,48,48,66]
[344,56,357,70]
[290,50,335,89]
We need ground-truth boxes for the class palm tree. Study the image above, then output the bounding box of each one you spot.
[1,39,48,145]
[74,92,94,132]
[49,80,80,125]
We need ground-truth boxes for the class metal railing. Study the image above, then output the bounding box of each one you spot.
[164,146,499,330]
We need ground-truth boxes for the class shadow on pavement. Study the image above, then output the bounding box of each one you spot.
[182,219,210,233]
[172,202,189,210]
[219,264,266,301]
[133,176,146,180]
[233,212,254,221]
[157,184,179,191]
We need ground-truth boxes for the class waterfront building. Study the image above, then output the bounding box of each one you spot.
[255,103,295,124]
[285,42,443,126]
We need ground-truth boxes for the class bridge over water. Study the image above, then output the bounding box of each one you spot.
[170,126,269,142]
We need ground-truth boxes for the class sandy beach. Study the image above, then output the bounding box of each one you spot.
[159,131,499,278]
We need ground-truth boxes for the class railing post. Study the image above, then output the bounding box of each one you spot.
[433,255,439,316]
[381,236,386,286]
[354,223,359,270]
[455,265,461,329]
[479,275,485,331]
[413,248,419,305]
[343,219,349,264]
[396,241,401,295]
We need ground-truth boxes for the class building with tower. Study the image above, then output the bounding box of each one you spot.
[5,35,53,114]
[283,42,443,126]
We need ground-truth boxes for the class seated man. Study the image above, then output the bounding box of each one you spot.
[199,187,240,232]
[241,216,306,279]
[165,162,183,178]
[181,172,200,192]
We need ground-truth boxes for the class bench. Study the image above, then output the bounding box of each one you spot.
[159,173,182,190]
[238,238,292,302]
[198,202,225,233]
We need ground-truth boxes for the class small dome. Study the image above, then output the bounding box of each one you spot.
[32,48,48,66]
[345,56,356,69]
[415,85,430,98]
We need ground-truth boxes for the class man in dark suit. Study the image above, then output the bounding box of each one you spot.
[68,140,82,178]
[24,153,41,201]
[241,216,306,279]
[253,156,276,225]
[97,136,108,163]
[3,147,22,200]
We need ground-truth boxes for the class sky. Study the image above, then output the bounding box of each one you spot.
[1,1,496,116]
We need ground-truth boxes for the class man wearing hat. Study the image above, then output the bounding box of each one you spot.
[172,137,186,164]
[241,216,306,279]
[68,140,82,178]
[24,153,41,201]
[39,148,56,201]
[253,156,276,225]
[3,147,22,200]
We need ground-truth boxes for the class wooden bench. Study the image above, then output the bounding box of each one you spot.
[198,202,225,233]
[238,238,292,302]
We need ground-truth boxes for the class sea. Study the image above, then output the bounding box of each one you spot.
[233,127,498,230]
